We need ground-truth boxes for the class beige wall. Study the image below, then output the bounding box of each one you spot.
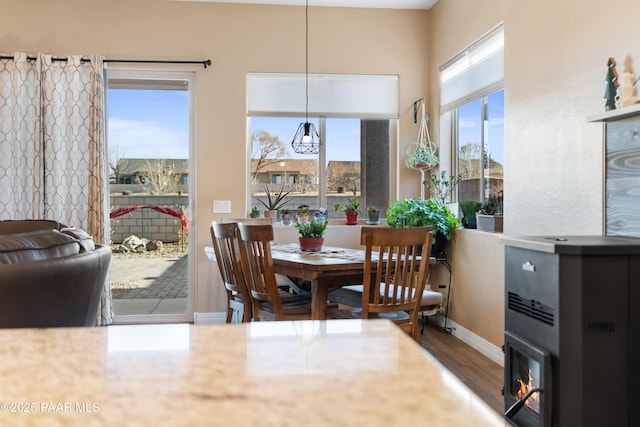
[428,0,640,347]
[6,0,636,347]
[1,0,430,313]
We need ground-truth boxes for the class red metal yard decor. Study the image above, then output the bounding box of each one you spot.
[109,205,188,230]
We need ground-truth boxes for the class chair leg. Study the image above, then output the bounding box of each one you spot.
[241,305,251,322]
[225,306,233,323]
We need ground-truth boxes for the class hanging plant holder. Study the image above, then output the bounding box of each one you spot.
[405,99,439,170]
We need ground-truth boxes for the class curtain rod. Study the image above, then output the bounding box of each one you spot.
[0,55,212,69]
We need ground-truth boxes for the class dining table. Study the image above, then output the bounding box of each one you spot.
[0,319,506,426]
[270,242,438,320]
[270,243,372,320]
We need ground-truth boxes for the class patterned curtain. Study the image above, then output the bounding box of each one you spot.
[0,52,113,325]
[0,53,42,218]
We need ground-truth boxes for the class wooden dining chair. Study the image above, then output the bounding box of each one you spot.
[210,222,252,323]
[327,225,432,342]
[236,223,314,321]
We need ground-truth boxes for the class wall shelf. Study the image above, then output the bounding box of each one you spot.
[587,103,640,122]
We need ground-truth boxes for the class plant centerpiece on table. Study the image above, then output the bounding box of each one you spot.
[296,204,310,224]
[476,192,504,233]
[386,198,460,256]
[279,208,293,226]
[366,205,381,224]
[460,200,482,229]
[333,197,360,225]
[295,219,328,252]
[249,206,260,218]
[254,184,292,223]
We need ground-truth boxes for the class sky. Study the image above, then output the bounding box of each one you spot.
[457,90,504,163]
[107,89,360,163]
[107,89,190,160]
[107,88,503,165]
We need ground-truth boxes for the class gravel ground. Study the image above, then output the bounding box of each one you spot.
[110,242,187,259]
[110,243,188,299]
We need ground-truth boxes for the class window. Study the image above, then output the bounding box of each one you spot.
[439,24,504,208]
[455,90,504,204]
[247,74,397,215]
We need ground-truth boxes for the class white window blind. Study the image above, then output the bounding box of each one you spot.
[247,73,398,119]
[439,24,504,112]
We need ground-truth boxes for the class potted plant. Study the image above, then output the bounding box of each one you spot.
[254,184,292,223]
[333,197,360,225]
[476,192,504,233]
[295,219,328,252]
[296,204,310,224]
[279,208,292,226]
[249,206,260,218]
[424,170,461,204]
[460,200,482,229]
[314,207,327,222]
[405,102,439,170]
[386,198,461,256]
[405,141,439,170]
[366,205,381,224]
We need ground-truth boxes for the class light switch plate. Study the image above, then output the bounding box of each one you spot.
[213,200,231,213]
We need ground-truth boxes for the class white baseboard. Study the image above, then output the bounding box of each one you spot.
[193,312,227,324]
[429,316,504,367]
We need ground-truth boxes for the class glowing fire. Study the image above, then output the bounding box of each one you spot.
[515,369,540,413]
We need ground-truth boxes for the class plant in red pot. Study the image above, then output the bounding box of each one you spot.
[333,197,360,225]
[295,219,328,252]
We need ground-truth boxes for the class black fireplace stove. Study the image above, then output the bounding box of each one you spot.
[501,235,640,427]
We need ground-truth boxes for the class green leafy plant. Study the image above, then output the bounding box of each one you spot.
[367,205,381,213]
[296,204,310,216]
[386,198,460,240]
[424,170,461,203]
[249,206,260,217]
[279,208,291,215]
[333,197,360,213]
[295,219,328,238]
[254,184,292,210]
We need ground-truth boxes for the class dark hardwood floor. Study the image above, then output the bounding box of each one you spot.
[419,322,504,416]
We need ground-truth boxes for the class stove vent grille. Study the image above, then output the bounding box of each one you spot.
[507,292,555,326]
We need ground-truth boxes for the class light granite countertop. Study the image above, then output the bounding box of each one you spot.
[0,319,506,426]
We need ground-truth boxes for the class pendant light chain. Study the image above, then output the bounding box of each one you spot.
[291,0,320,154]
[305,0,309,122]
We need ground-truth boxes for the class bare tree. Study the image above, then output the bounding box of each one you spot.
[458,143,482,180]
[138,160,181,195]
[109,144,127,184]
[327,161,360,193]
[251,130,289,183]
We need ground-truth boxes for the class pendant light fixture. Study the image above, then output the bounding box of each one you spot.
[291,0,320,154]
